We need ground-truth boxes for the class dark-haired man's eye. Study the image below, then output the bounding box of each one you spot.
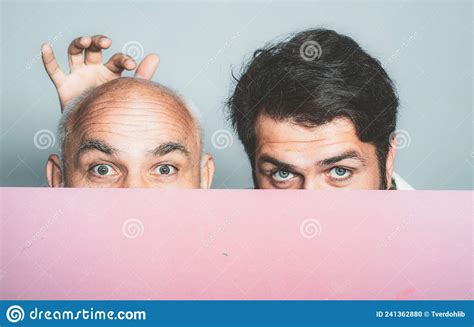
[272,169,295,182]
[328,167,351,180]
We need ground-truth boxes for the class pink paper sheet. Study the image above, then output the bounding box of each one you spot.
[0,188,472,300]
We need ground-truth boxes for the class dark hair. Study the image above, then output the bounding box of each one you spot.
[227,28,398,188]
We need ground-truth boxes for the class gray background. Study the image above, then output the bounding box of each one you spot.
[0,0,472,189]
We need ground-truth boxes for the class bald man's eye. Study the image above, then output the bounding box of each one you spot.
[90,164,116,177]
[328,167,352,180]
[154,164,177,176]
[271,169,295,182]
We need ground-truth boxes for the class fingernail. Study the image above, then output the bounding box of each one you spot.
[41,44,50,54]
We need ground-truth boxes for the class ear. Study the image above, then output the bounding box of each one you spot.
[46,154,63,187]
[385,136,397,189]
[200,153,215,189]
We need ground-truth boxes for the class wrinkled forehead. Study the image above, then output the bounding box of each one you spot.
[254,115,375,164]
[65,93,200,154]
[256,115,358,146]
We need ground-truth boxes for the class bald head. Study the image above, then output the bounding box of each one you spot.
[47,77,214,189]
[60,77,200,150]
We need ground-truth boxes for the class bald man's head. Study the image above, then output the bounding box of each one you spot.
[46,77,214,189]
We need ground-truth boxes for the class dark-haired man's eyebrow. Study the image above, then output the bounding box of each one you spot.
[78,139,118,156]
[258,155,299,171]
[150,142,189,157]
[316,151,367,167]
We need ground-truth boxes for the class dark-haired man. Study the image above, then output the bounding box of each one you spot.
[227,28,410,190]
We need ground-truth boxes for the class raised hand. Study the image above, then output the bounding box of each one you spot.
[41,35,160,111]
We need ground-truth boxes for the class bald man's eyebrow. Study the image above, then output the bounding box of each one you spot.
[150,142,190,157]
[78,139,118,156]
[316,151,367,167]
